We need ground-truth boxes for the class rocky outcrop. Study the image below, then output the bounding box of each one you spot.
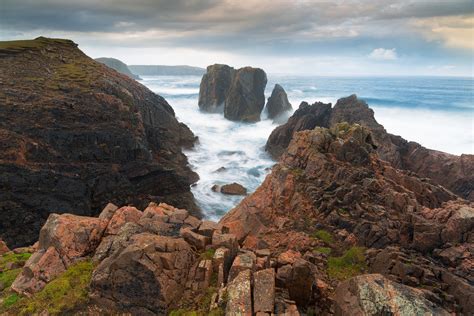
[222,123,473,314]
[95,57,141,80]
[265,84,292,121]
[265,94,474,200]
[198,64,267,121]
[0,239,10,255]
[0,37,199,248]
[334,274,450,315]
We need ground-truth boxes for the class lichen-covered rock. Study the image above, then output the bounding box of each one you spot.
[334,274,450,316]
[265,84,292,121]
[226,269,253,315]
[253,268,275,314]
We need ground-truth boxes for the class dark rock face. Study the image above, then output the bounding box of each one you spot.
[0,37,199,247]
[265,84,292,120]
[198,64,267,121]
[265,94,474,200]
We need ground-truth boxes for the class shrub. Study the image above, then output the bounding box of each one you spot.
[312,229,333,244]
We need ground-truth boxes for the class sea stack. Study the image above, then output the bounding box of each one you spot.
[265,84,292,120]
[198,64,267,122]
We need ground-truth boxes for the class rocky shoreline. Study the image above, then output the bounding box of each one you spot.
[0,37,473,315]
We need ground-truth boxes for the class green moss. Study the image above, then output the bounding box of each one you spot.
[0,252,31,269]
[314,247,332,255]
[0,268,21,290]
[200,248,216,260]
[327,247,367,280]
[169,310,199,316]
[311,229,333,244]
[3,293,20,308]
[12,260,94,315]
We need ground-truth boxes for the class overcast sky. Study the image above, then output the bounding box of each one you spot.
[1,0,473,76]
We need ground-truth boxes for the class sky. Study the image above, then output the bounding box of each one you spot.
[0,0,473,76]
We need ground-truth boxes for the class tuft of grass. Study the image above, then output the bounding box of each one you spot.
[311,229,333,244]
[200,248,216,261]
[327,246,366,280]
[314,247,332,255]
[12,260,94,315]
[3,293,20,308]
[0,268,22,290]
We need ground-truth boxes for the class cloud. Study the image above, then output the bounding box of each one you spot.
[369,48,398,60]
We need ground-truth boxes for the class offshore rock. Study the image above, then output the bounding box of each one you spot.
[198,64,267,122]
[265,84,292,121]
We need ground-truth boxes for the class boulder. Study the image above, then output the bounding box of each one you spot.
[0,239,9,255]
[90,233,195,315]
[253,268,275,314]
[265,84,292,120]
[198,64,235,112]
[226,269,253,315]
[180,227,210,250]
[213,182,247,195]
[224,67,267,122]
[334,274,450,316]
[11,213,107,294]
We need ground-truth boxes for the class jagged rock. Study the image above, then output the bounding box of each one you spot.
[0,239,9,255]
[11,213,107,294]
[212,231,239,254]
[198,64,267,121]
[334,274,450,316]
[90,233,195,315]
[253,268,275,314]
[212,247,232,286]
[98,203,119,221]
[105,206,142,235]
[266,101,331,158]
[265,84,292,121]
[265,94,473,200]
[0,37,199,248]
[226,269,253,315]
[198,64,235,112]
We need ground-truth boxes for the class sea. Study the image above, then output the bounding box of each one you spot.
[141,75,474,220]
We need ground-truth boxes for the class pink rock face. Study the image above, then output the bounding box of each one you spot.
[226,269,253,315]
[0,239,10,255]
[105,206,142,235]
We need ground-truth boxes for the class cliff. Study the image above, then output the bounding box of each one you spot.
[266,95,474,201]
[95,57,141,80]
[0,37,199,248]
[129,65,205,76]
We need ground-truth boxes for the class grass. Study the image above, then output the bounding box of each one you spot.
[0,268,22,290]
[3,293,20,308]
[199,248,216,260]
[311,229,333,244]
[0,252,32,293]
[0,252,31,269]
[314,247,332,255]
[327,246,367,280]
[7,260,94,315]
